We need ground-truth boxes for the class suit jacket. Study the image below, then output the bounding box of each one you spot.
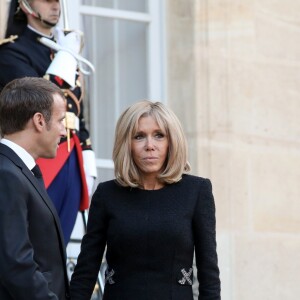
[0,144,70,299]
[70,174,221,300]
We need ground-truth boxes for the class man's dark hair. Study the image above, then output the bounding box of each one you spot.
[0,77,64,136]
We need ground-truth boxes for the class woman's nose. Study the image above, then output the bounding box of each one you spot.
[145,137,155,150]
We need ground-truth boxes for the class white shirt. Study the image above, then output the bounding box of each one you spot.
[0,138,36,171]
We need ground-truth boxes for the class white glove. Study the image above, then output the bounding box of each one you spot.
[54,27,82,54]
[39,28,95,77]
[46,28,83,87]
[82,150,97,197]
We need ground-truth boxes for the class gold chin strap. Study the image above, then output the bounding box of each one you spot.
[19,0,37,18]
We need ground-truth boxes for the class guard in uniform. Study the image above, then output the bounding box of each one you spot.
[0,0,97,244]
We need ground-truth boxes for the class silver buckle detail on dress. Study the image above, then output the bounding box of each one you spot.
[178,268,193,285]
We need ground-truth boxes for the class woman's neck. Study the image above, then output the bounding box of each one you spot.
[141,179,164,190]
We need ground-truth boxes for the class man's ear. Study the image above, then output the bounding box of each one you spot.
[32,112,46,132]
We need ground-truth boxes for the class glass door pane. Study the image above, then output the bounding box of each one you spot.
[82,0,148,12]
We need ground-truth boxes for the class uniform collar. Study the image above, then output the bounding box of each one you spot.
[27,25,54,38]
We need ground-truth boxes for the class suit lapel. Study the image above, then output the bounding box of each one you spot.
[23,166,63,225]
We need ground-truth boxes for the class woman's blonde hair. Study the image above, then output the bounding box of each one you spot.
[113,100,191,187]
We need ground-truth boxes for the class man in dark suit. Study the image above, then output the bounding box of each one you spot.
[0,77,70,299]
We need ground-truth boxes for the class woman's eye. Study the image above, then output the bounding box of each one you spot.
[134,134,144,140]
[155,132,165,138]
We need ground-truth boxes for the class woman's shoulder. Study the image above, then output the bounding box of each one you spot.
[181,174,212,188]
[94,179,132,196]
[96,179,120,191]
[91,180,123,206]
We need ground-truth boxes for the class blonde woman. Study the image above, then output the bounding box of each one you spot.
[70,100,221,300]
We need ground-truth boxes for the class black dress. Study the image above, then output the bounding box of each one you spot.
[70,174,221,300]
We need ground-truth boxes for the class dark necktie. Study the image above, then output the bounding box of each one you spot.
[31,164,45,188]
